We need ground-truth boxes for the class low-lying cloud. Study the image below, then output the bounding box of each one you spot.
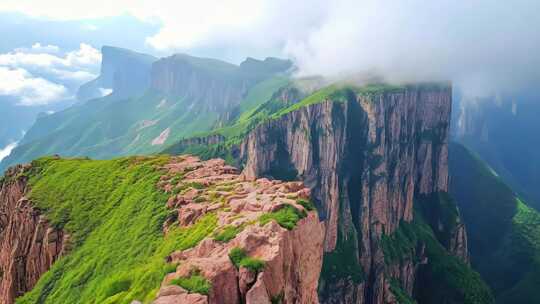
[283,0,540,97]
[0,141,18,163]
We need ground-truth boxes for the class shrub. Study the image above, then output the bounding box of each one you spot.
[259,205,305,230]
[228,247,265,272]
[296,198,315,211]
[213,225,243,242]
[228,247,247,267]
[170,270,211,295]
[240,257,265,272]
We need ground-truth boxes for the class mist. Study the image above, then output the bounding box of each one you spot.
[2,0,539,98]
[282,0,540,98]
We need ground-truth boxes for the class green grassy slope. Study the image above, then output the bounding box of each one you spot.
[1,91,216,169]
[449,143,540,303]
[0,73,289,173]
[16,156,217,304]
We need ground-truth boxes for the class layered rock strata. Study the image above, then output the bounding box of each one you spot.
[237,85,458,303]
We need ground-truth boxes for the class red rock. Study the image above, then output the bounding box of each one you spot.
[238,86,455,303]
[0,165,67,304]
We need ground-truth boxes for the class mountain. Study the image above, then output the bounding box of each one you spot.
[167,82,493,303]
[0,48,292,172]
[452,91,540,210]
[0,99,73,159]
[77,46,157,101]
[0,74,498,304]
[449,143,540,303]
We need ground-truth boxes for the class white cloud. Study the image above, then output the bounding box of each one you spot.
[0,43,101,71]
[99,88,113,96]
[0,67,69,106]
[0,43,100,105]
[1,0,539,96]
[51,69,97,82]
[15,43,60,54]
[0,141,18,163]
[64,43,101,67]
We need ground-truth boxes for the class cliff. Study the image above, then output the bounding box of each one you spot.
[150,54,291,113]
[77,46,157,101]
[1,155,322,304]
[0,164,67,304]
[154,155,324,304]
[236,84,465,303]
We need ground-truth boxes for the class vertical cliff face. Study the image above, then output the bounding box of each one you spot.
[0,165,67,304]
[150,55,292,114]
[238,85,456,303]
[77,46,157,101]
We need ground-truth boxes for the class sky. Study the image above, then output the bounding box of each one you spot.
[0,0,539,105]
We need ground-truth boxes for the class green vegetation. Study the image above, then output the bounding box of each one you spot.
[0,54,293,173]
[270,292,284,304]
[321,227,364,283]
[162,81,447,164]
[228,247,247,266]
[449,143,540,303]
[228,247,266,272]
[296,198,316,211]
[259,204,306,230]
[213,225,244,242]
[16,156,218,304]
[270,84,349,117]
[235,76,289,121]
[353,83,406,96]
[381,213,493,304]
[389,279,417,304]
[380,220,419,264]
[170,269,211,295]
[416,192,460,249]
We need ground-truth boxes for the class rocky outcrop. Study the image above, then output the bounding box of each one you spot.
[238,84,454,303]
[0,165,67,304]
[449,221,469,262]
[153,156,324,304]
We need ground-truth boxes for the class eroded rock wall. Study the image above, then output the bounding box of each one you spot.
[238,85,455,303]
[0,165,67,304]
[153,156,324,304]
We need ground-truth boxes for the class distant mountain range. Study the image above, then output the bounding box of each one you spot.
[0,46,292,171]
